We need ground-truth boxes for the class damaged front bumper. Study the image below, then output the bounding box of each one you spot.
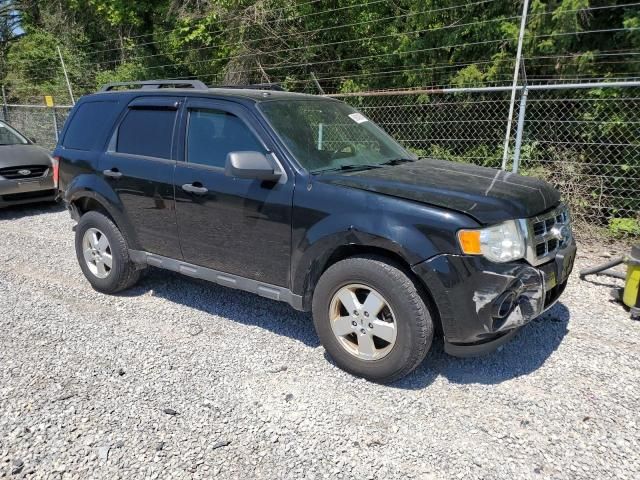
[412,240,576,357]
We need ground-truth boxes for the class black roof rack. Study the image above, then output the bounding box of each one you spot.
[215,83,285,92]
[100,80,208,92]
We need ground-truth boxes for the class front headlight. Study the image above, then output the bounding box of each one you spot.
[457,220,525,263]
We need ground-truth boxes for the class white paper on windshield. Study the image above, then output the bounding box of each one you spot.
[348,112,368,124]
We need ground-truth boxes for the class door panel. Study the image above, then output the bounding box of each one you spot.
[100,153,180,258]
[174,99,293,287]
[97,96,182,259]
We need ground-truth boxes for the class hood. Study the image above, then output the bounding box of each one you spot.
[0,144,53,169]
[317,158,561,225]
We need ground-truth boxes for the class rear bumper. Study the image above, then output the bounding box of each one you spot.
[412,240,576,356]
[0,175,56,207]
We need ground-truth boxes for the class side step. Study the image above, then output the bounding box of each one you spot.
[129,250,304,311]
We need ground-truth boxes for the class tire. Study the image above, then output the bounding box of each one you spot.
[75,211,142,294]
[312,255,434,383]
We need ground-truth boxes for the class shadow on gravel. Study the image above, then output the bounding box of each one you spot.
[119,267,320,348]
[0,201,64,220]
[118,267,570,382]
[392,302,571,389]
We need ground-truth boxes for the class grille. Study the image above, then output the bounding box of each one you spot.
[0,165,49,179]
[526,205,571,264]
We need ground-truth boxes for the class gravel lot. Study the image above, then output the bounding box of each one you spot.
[1,203,639,480]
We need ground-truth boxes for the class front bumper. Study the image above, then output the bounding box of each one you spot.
[0,175,56,208]
[412,240,576,356]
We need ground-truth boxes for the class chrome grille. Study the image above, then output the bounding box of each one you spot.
[0,165,49,179]
[521,204,572,266]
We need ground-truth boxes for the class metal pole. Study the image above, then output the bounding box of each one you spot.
[501,0,530,170]
[1,85,7,121]
[311,72,325,95]
[57,46,75,105]
[52,108,59,142]
[512,88,529,174]
[317,123,324,150]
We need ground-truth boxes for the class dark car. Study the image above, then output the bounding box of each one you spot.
[54,80,576,383]
[0,120,57,208]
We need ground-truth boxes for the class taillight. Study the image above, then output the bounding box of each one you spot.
[52,156,60,189]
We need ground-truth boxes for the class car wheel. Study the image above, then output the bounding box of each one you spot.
[75,211,142,293]
[312,255,434,383]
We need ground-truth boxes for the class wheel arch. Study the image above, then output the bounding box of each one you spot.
[300,243,442,334]
[68,190,140,250]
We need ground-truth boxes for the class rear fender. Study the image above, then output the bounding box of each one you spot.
[65,174,141,249]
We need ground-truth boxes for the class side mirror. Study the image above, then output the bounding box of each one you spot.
[30,137,37,144]
[225,151,281,181]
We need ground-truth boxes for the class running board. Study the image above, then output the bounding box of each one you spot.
[128,250,304,311]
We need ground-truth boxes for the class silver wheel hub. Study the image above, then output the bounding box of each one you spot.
[329,284,397,361]
[82,228,113,279]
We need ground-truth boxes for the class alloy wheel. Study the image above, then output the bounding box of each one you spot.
[82,227,113,279]
[329,283,397,360]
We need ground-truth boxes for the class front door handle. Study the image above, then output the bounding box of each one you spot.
[182,183,208,194]
[103,168,123,179]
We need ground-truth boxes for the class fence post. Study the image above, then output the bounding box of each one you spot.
[512,87,529,174]
[501,0,530,170]
[1,85,8,121]
[52,108,59,142]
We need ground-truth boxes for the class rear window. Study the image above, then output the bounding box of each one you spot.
[62,100,121,151]
[116,109,176,159]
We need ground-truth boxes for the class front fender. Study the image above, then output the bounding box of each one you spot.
[290,180,479,301]
[291,222,412,299]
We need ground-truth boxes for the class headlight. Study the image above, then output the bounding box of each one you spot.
[457,220,525,263]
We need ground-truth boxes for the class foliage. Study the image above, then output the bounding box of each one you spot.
[1,0,637,97]
[609,218,640,238]
[0,0,637,237]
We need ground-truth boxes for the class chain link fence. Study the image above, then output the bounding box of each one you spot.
[518,88,639,239]
[1,83,638,240]
[0,105,71,150]
[335,83,640,240]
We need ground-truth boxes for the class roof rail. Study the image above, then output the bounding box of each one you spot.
[215,83,285,92]
[99,80,208,92]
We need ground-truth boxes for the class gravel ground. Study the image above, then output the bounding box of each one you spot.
[1,203,639,480]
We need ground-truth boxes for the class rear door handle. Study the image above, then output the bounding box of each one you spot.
[103,168,123,179]
[182,183,208,194]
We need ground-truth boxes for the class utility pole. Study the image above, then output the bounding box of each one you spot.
[501,0,530,170]
[57,46,75,105]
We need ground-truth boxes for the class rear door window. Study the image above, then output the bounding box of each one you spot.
[116,108,176,159]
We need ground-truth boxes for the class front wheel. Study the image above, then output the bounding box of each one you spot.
[75,211,142,294]
[312,255,434,383]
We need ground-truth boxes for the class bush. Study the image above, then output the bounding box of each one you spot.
[608,218,640,238]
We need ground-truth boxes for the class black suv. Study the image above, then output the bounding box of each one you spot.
[55,80,576,383]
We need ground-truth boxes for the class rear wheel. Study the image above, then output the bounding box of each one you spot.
[75,211,142,293]
[312,255,433,383]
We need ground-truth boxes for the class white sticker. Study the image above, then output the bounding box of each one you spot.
[348,112,368,124]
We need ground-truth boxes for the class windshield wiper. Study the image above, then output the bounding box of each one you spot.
[380,158,417,166]
[311,164,385,174]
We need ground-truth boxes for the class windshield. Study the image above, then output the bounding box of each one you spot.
[259,99,415,173]
[0,121,28,145]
